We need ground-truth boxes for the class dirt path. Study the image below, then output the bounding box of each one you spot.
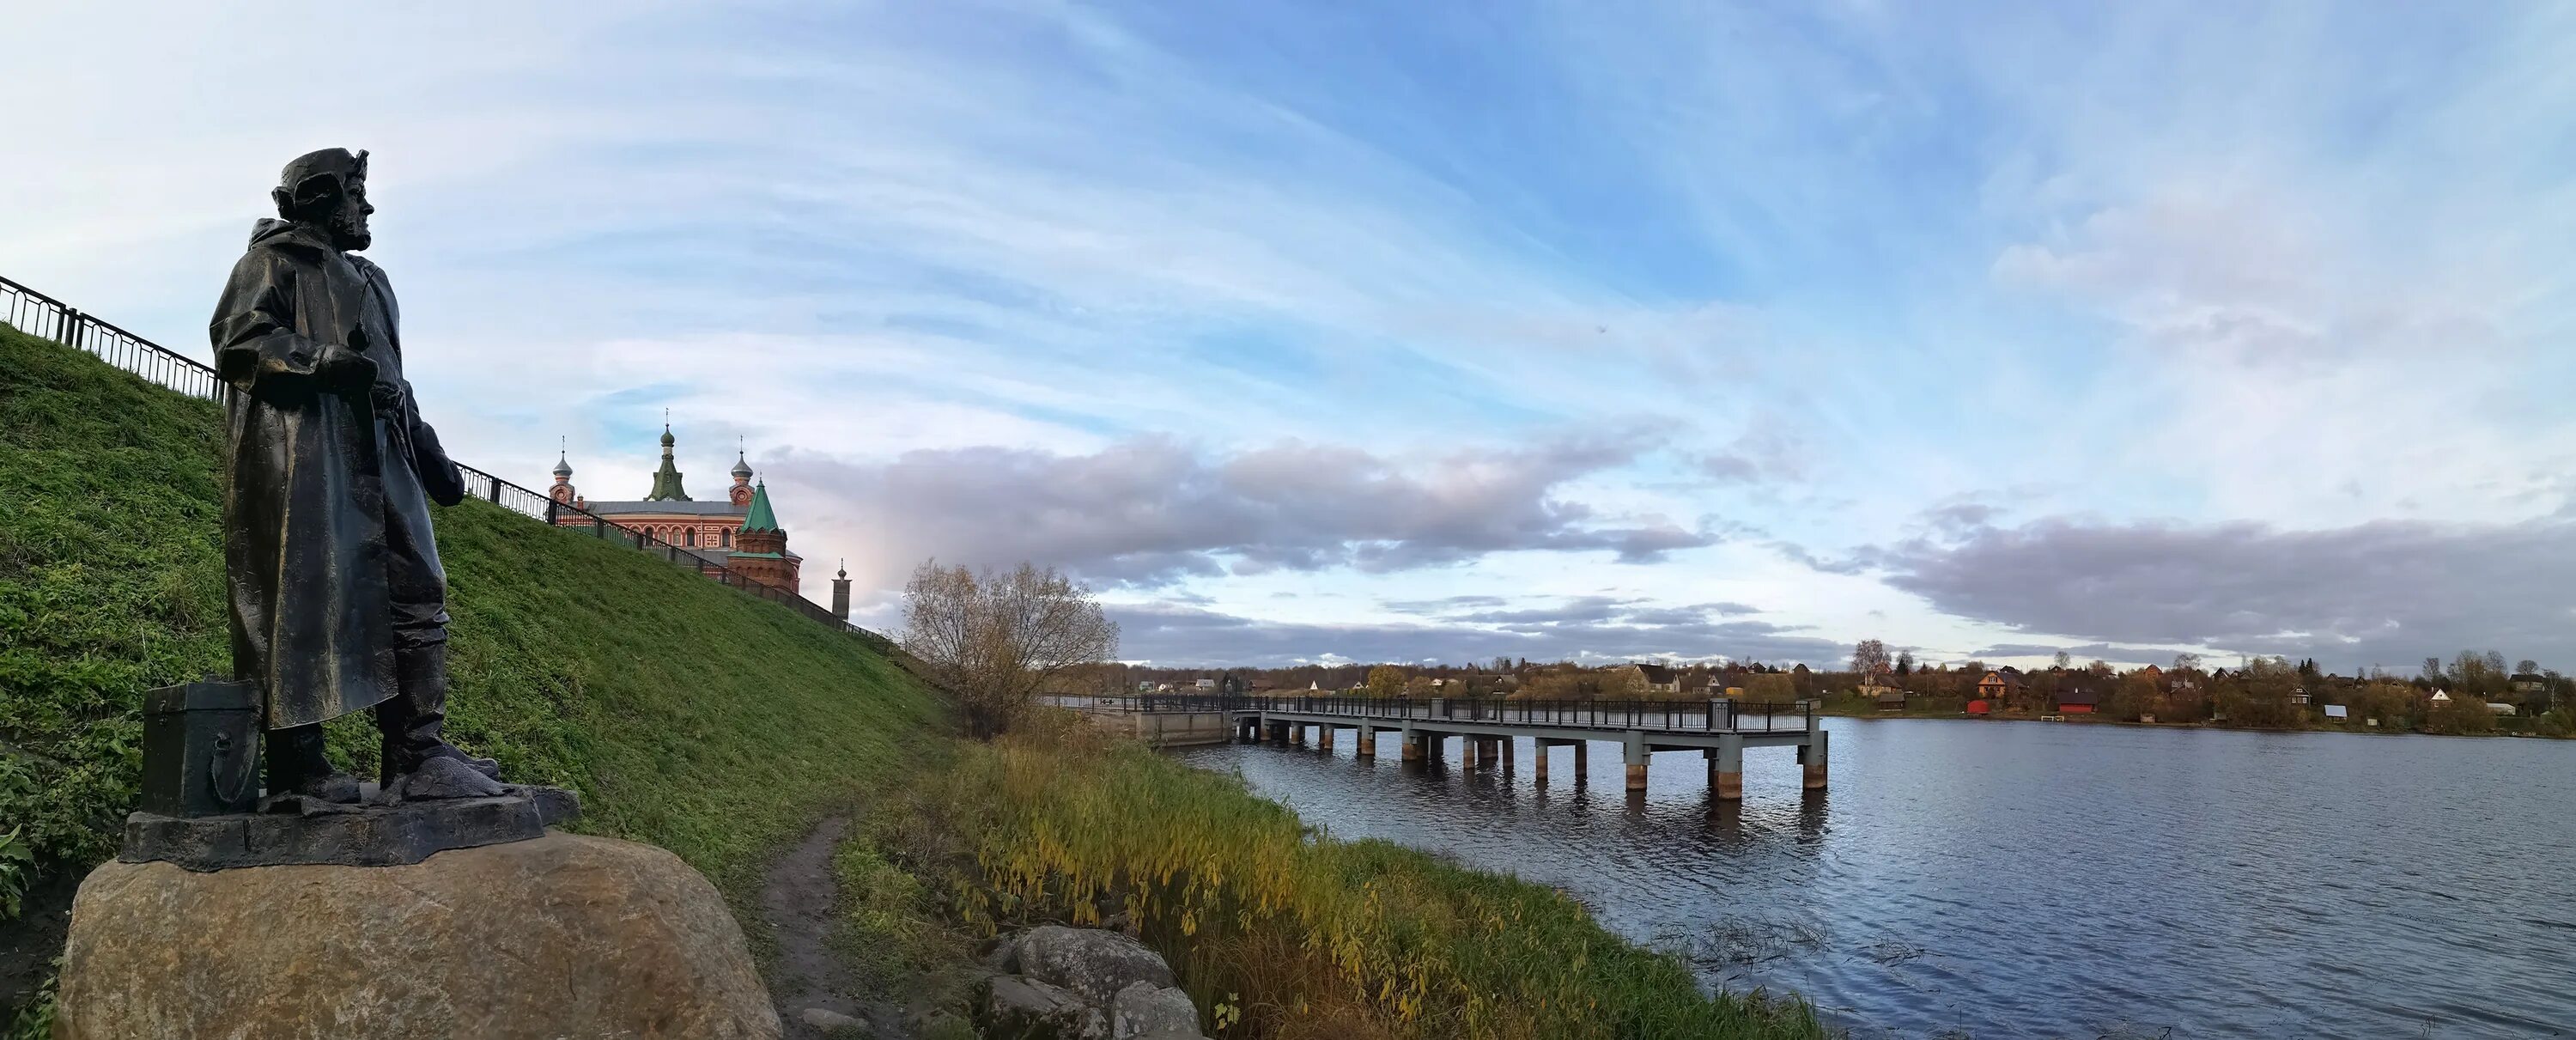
[759,815,892,1038]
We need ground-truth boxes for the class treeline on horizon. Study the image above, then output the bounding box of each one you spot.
[1057,646,2576,738]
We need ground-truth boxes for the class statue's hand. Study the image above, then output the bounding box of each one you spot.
[318,341,377,397]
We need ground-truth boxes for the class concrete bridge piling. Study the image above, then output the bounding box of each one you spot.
[1054,695,1824,800]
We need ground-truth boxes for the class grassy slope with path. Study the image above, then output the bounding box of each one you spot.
[0,323,942,1025]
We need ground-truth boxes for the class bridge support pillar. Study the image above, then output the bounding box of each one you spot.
[1319,726,1335,751]
[1464,736,1482,769]
[1400,729,1424,762]
[1710,734,1744,800]
[1623,732,1648,792]
[1799,729,1827,790]
[1500,737,1513,769]
[1356,724,1375,757]
[1269,721,1291,745]
[1533,741,1549,782]
[1573,741,1589,779]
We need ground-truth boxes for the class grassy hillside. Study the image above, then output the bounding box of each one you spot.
[3,321,1823,1038]
[0,319,942,909]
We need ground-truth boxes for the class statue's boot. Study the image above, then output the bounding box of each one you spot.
[377,642,504,798]
[264,722,361,804]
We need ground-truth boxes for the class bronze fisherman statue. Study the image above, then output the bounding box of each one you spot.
[210,149,504,802]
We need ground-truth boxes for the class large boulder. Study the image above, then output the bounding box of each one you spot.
[1014,925,1176,1007]
[52,831,778,1039]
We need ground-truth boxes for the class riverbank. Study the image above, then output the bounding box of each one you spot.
[837,712,1828,1040]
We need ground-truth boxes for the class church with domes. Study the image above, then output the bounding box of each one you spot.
[547,424,802,591]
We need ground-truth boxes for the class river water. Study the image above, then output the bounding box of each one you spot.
[1169,718,2576,1038]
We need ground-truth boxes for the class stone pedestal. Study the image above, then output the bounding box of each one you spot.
[53,831,778,1039]
[121,786,580,871]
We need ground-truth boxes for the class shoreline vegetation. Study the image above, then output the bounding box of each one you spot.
[1813,694,2575,739]
[843,711,1828,1040]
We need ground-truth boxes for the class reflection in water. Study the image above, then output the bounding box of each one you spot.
[1173,719,2576,1039]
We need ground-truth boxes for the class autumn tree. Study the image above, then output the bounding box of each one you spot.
[2424,691,2496,735]
[902,560,1119,739]
[1742,673,1797,705]
[2447,650,2511,699]
[2353,680,2419,730]
[1366,666,1406,698]
[2105,672,2160,721]
[2217,656,2304,729]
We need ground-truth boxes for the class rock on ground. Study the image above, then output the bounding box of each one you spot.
[52,831,779,1039]
[1110,981,1203,1039]
[982,973,1107,1040]
[798,1006,866,1032]
[1013,925,1177,1007]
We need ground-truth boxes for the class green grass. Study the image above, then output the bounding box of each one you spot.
[0,323,944,1017]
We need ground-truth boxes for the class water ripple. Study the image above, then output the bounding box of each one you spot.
[1172,720,2576,1038]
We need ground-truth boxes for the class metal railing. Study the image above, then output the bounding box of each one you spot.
[1040,694,1817,733]
[3,276,225,401]
[3,271,884,647]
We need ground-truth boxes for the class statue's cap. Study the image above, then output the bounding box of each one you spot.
[276,148,370,195]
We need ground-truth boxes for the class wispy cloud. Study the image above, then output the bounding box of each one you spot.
[9,2,2573,667]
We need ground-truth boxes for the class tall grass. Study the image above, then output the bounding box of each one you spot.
[914,715,1826,1040]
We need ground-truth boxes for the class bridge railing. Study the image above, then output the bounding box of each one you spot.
[2,271,888,648]
[1045,694,1817,733]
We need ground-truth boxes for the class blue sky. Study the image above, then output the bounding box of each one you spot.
[8,2,2573,670]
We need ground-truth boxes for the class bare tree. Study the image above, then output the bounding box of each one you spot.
[2053,649,2073,671]
[1850,639,1892,677]
[902,560,1119,739]
[2172,652,2202,673]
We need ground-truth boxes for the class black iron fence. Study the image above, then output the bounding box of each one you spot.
[1040,694,1817,733]
[3,276,225,401]
[3,272,884,646]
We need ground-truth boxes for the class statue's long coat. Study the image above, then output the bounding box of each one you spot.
[210,218,459,728]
